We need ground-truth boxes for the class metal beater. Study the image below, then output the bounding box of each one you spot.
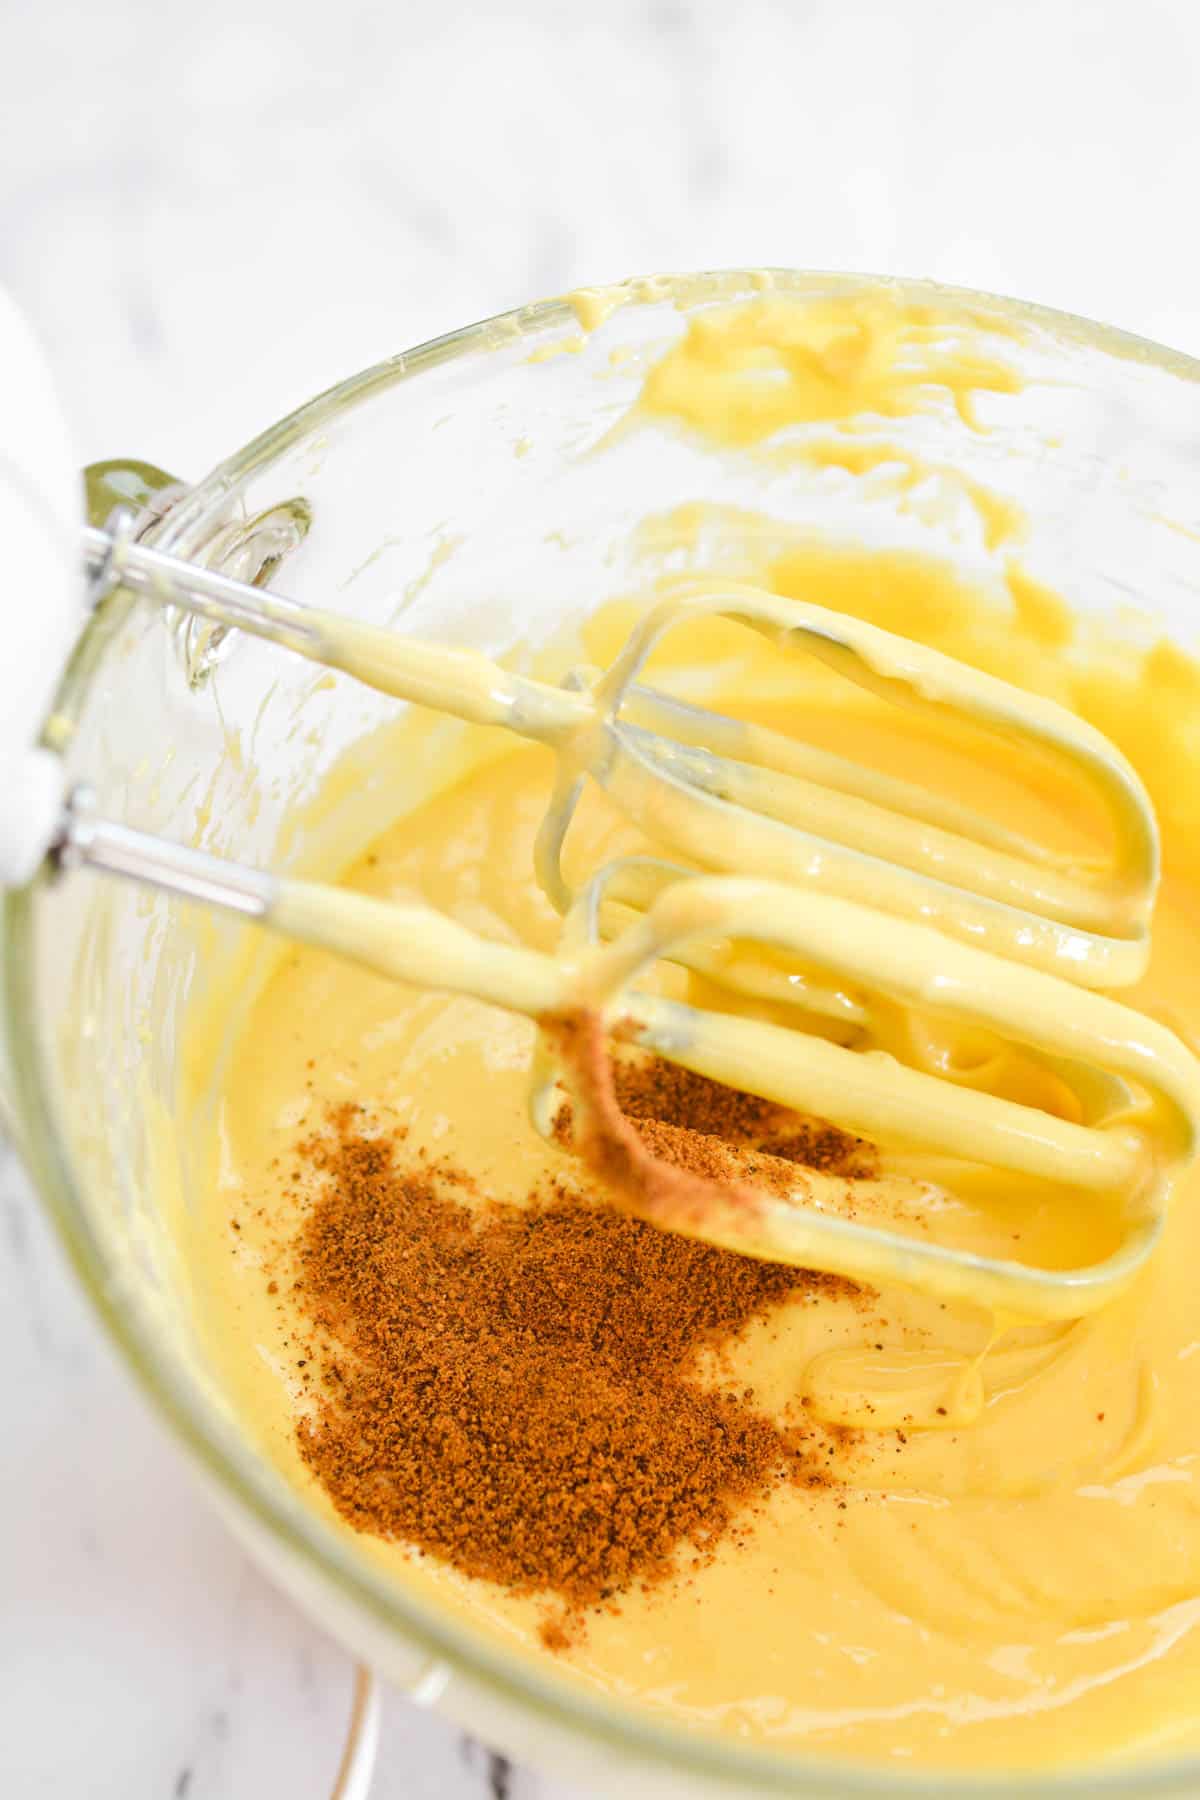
[3,291,1194,1318]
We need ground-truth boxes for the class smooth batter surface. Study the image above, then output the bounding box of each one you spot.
[186,690,1200,1772]
[182,290,1200,1773]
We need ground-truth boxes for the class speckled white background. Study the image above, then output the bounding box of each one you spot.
[5,2,1200,1793]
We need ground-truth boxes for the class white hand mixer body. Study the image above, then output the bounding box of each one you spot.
[3,292,1197,1320]
[0,290,85,886]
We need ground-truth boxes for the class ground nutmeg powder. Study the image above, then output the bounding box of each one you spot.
[288,1055,866,1643]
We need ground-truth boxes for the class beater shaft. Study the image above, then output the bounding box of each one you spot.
[86,523,1158,988]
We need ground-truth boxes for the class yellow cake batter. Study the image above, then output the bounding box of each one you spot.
[180,288,1200,1773]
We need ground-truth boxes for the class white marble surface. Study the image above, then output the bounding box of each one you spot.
[6,0,1200,1792]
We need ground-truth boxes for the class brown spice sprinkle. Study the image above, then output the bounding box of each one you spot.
[555,1040,876,1201]
[544,1009,875,1240]
[288,1054,866,1641]
[612,1056,783,1141]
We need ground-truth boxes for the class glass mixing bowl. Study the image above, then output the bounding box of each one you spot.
[6,270,1200,1798]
